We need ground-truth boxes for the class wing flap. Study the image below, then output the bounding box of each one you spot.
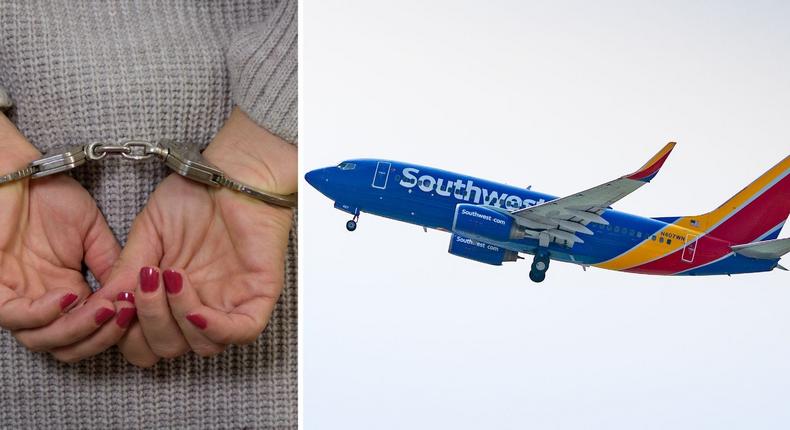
[731,238,790,260]
[509,142,676,247]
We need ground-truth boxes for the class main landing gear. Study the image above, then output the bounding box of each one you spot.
[346,214,359,232]
[529,249,550,283]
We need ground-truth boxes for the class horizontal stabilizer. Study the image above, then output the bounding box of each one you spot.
[731,238,790,260]
[651,216,681,224]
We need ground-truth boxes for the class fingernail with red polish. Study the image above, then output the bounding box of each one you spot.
[140,267,159,292]
[117,291,135,304]
[163,269,182,294]
[60,293,79,311]
[186,313,207,330]
[95,308,116,325]
[116,308,137,328]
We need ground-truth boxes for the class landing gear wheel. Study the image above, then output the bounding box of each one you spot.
[346,220,357,231]
[529,250,550,283]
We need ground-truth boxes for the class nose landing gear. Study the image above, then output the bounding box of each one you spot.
[346,214,359,232]
[529,249,550,283]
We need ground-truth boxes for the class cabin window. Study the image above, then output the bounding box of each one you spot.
[659,237,664,243]
[629,229,635,236]
[614,226,620,233]
[651,235,656,241]
[637,232,642,238]
[667,239,672,245]
[337,162,356,170]
[401,175,417,186]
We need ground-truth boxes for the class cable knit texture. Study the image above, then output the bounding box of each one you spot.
[0,1,297,428]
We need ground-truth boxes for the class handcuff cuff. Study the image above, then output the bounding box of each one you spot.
[0,140,297,208]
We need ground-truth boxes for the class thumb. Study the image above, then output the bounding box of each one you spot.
[0,113,40,171]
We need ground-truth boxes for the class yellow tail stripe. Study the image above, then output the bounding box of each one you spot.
[595,224,696,270]
[597,155,790,271]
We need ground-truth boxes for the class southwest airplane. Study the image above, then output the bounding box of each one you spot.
[305,143,790,282]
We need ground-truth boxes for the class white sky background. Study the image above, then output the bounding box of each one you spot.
[301,1,790,429]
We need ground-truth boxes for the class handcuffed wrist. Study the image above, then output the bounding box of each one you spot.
[0,134,296,207]
[203,108,297,197]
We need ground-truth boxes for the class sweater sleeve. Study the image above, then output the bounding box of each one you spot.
[226,0,297,144]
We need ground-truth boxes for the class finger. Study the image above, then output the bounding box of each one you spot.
[0,287,81,330]
[50,294,137,363]
[118,324,160,368]
[162,269,225,357]
[83,209,122,286]
[184,298,274,345]
[135,266,189,358]
[177,281,277,346]
[13,296,117,352]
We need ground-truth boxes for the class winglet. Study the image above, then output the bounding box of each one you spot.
[626,142,676,182]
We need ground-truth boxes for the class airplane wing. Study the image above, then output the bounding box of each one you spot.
[510,142,676,247]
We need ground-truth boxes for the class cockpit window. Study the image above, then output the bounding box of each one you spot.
[337,162,356,170]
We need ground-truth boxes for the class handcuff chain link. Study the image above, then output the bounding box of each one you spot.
[85,140,165,161]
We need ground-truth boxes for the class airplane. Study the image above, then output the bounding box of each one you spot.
[305,143,790,283]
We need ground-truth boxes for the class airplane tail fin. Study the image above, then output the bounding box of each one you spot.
[682,155,790,244]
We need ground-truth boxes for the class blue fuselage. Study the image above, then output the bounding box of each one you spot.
[306,159,778,275]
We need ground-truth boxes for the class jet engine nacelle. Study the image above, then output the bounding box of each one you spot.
[448,234,519,266]
[452,204,519,242]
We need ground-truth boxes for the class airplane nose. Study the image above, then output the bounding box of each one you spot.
[304,168,325,188]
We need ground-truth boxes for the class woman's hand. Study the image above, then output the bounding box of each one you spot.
[0,113,131,360]
[96,108,296,366]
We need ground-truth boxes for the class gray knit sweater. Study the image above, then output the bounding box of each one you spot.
[0,1,297,428]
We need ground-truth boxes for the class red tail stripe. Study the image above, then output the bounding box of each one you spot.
[625,235,731,275]
[626,174,788,274]
[710,173,790,244]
